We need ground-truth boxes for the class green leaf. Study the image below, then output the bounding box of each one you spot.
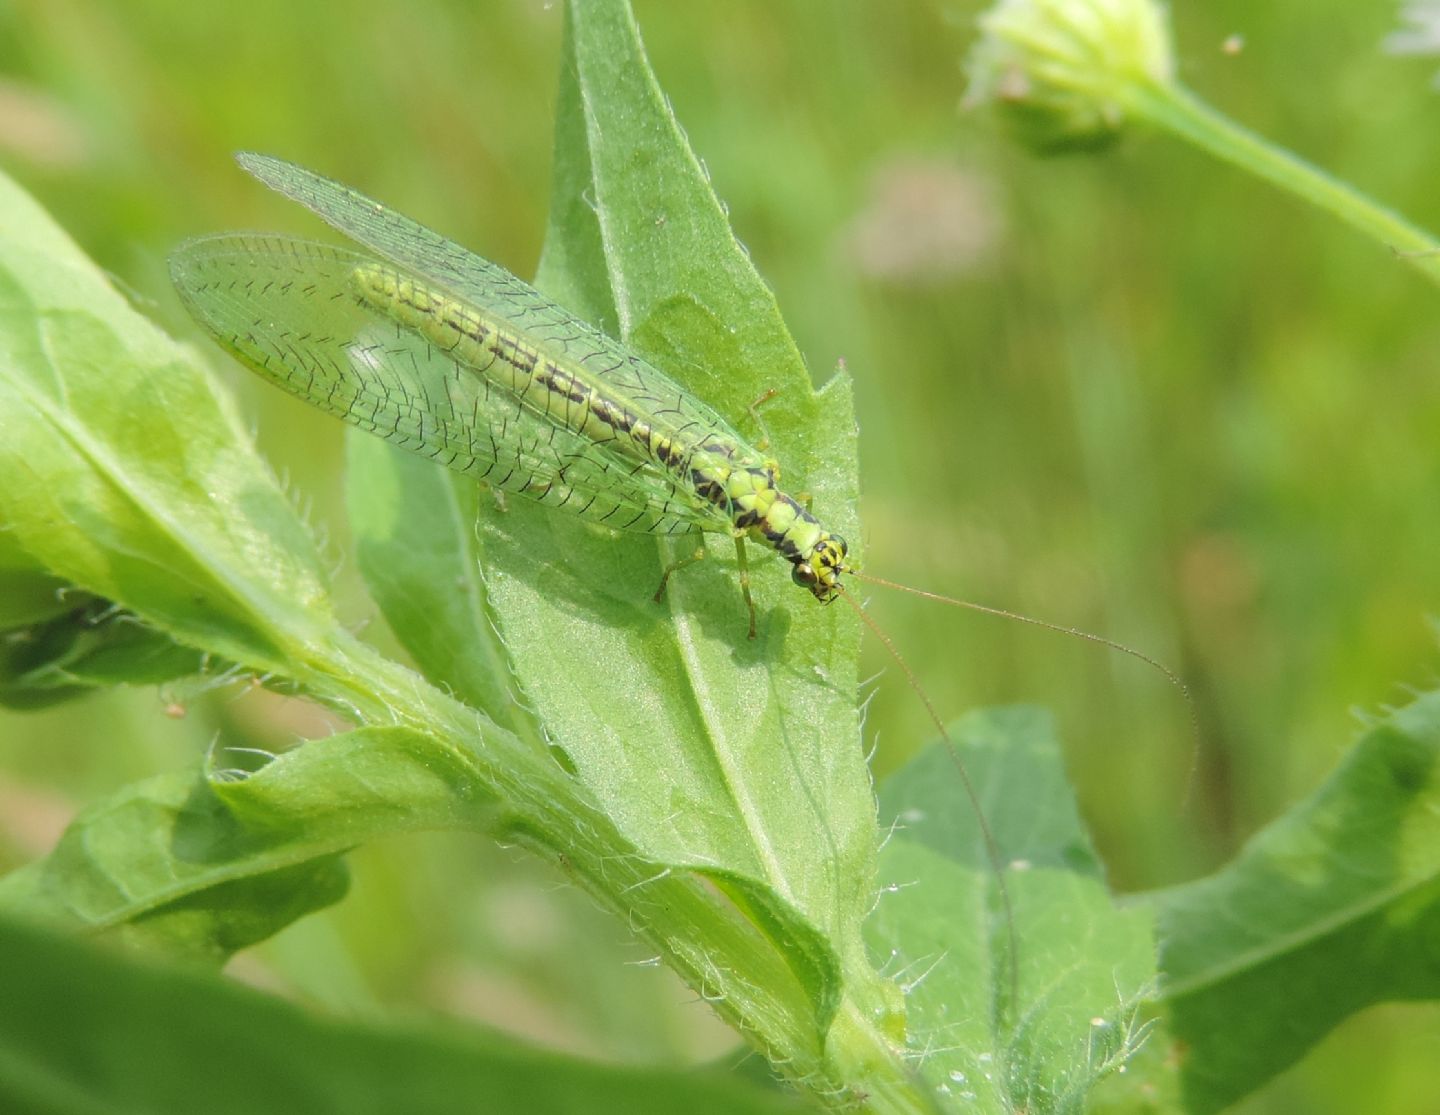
[523,0,876,1030]
[0,914,814,1115]
[1,600,207,710]
[0,726,492,960]
[1155,689,1440,1114]
[339,0,891,1081]
[0,150,336,679]
[868,708,1156,1115]
[346,436,540,747]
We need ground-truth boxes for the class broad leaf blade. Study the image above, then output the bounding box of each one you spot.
[869,708,1156,1114]
[516,0,874,1029]
[337,0,883,1053]
[0,914,813,1115]
[346,437,537,745]
[0,162,335,679]
[1156,690,1440,1114]
[0,726,495,960]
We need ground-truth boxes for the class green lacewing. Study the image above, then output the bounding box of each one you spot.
[170,154,850,636]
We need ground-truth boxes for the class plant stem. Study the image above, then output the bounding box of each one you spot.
[1127,80,1440,285]
[827,998,938,1114]
[294,632,928,1108]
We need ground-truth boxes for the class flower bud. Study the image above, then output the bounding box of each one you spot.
[965,0,1176,152]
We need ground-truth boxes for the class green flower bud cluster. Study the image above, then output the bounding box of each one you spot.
[966,0,1175,152]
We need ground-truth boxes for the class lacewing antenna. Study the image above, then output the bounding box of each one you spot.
[852,570,1202,804]
[840,589,1020,1015]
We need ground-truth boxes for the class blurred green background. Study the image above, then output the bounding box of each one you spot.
[0,0,1437,1110]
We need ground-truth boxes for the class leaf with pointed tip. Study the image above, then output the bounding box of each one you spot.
[0,726,494,961]
[338,0,886,1051]
[868,708,1155,1115]
[1156,691,1440,1114]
